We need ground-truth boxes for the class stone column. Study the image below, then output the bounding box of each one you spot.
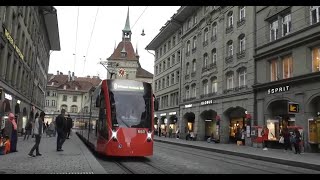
[0,45,8,78]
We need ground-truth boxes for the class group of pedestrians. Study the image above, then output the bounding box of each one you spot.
[0,113,18,155]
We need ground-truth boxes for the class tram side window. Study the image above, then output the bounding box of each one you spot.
[98,90,108,138]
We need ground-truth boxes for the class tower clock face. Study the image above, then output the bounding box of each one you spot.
[118,68,126,77]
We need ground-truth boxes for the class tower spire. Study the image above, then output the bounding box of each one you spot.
[122,7,132,41]
[136,43,138,55]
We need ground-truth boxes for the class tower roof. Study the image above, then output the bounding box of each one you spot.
[107,41,138,61]
[123,7,131,32]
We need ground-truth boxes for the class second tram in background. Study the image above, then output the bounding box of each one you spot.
[77,79,157,157]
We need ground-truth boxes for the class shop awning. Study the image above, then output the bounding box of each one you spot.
[184,112,195,123]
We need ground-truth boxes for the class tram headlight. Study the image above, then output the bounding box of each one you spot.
[111,128,117,141]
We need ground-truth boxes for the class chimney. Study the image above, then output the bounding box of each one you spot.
[57,71,59,75]
[60,72,63,75]
[68,71,71,82]
[72,72,75,81]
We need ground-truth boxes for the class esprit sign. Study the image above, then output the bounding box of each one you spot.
[267,85,290,94]
[185,104,192,108]
[200,100,213,106]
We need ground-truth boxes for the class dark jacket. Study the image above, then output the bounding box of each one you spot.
[55,114,67,132]
[66,117,73,130]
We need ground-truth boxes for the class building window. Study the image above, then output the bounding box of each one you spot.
[172,54,175,65]
[162,78,165,89]
[175,92,179,105]
[204,28,209,43]
[164,44,167,54]
[270,20,279,42]
[63,85,67,90]
[84,106,89,113]
[71,105,78,113]
[212,22,217,38]
[187,40,191,54]
[173,36,176,46]
[185,86,190,99]
[282,55,293,79]
[155,82,157,91]
[168,40,171,50]
[163,61,166,71]
[282,14,291,36]
[186,63,190,74]
[52,100,56,107]
[52,92,57,97]
[159,48,162,57]
[177,50,181,62]
[158,80,161,90]
[310,6,320,25]
[227,40,233,57]
[238,68,247,86]
[270,59,278,81]
[312,47,320,72]
[227,73,234,89]
[61,105,67,111]
[203,53,208,67]
[167,58,170,68]
[171,73,175,85]
[191,84,197,97]
[239,34,245,52]
[159,63,162,73]
[203,80,209,95]
[228,11,233,28]
[73,96,77,102]
[75,86,78,90]
[155,66,158,75]
[176,70,180,83]
[45,100,49,107]
[193,36,197,49]
[46,91,50,96]
[188,18,192,29]
[63,95,67,101]
[212,49,217,65]
[211,77,218,93]
[166,76,169,87]
[239,6,245,21]
[192,59,197,72]
[194,14,197,24]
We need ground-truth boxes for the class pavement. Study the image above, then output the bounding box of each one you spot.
[154,136,320,171]
[0,131,107,174]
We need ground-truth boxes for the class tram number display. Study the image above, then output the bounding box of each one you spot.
[137,129,146,134]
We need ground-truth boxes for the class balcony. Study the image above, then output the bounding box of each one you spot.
[192,48,197,54]
[226,25,233,34]
[225,55,233,64]
[237,50,246,60]
[211,35,217,42]
[237,19,246,28]
[203,40,208,47]
[185,74,190,80]
[191,72,196,77]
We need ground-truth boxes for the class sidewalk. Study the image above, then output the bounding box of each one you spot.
[154,136,320,171]
[0,132,107,174]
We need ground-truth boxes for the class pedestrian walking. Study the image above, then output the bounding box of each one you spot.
[293,128,302,154]
[8,113,18,152]
[28,111,45,157]
[281,126,291,151]
[24,120,32,140]
[56,109,67,151]
[66,114,73,139]
[168,127,172,138]
[261,125,269,150]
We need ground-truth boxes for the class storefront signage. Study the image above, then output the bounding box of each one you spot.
[200,100,213,106]
[185,104,192,108]
[17,100,21,104]
[288,102,299,113]
[5,93,12,100]
[160,113,166,116]
[267,85,290,94]
[4,28,24,61]
[154,114,157,117]
[169,112,176,115]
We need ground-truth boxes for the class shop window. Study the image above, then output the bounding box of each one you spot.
[270,59,278,81]
[266,119,280,140]
[188,122,193,132]
[312,47,320,72]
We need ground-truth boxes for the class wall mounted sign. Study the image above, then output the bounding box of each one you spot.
[5,93,12,100]
[160,113,166,116]
[288,102,299,113]
[200,100,213,106]
[267,85,290,94]
[169,112,176,115]
[185,104,192,108]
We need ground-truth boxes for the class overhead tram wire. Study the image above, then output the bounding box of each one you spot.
[131,6,148,30]
[82,6,100,75]
[74,6,80,74]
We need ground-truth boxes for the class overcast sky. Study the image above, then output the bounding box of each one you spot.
[48,6,180,79]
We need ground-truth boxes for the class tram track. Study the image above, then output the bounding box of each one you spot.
[154,142,317,174]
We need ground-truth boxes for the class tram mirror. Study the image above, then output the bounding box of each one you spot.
[96,95,100,107]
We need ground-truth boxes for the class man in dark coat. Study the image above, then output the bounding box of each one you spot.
[55,109,67,151]
[66,114,73,139]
